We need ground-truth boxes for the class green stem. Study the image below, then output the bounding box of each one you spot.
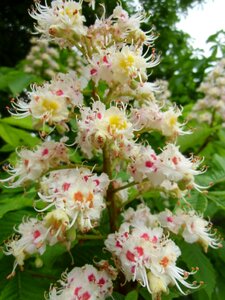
[77,234,105,240]
[103,144,117,232]
[112,178,150,194]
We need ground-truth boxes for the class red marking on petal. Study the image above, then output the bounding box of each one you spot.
[81,292,91,300]
[135,246,144,257]
[88,273,96,282]
[167,216,173,223]
[145,160,153,168]
[90,68,97,75]
[42,148,49,156]
[126,250,136,262]
[94,179,100,186]
[172,156,178,165]
[152,236,158,243]
[74,287,82,296]
[62,182,70,191]
[97,112,102,119]
[98,277,106,286]
[103,55,109,64]
[141,233,150,240]
[56,89,64,96]
[33,230,41,239]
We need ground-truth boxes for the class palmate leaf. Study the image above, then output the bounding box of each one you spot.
[0,123,39,148]
[0,117,34,131]
[0,265,52,300]
[0,209,36,244]
[179,242,216,300]
[0,193,33,220]
[124,290,138,300]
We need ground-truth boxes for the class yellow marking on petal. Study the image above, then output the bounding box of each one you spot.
[169,116,177,127]
[119,54,135,71]
[109,115,127,132]
[41,98,59,112]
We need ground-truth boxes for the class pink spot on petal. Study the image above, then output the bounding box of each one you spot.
[88,273,96,282]
[135,246,144,257]
[74,287,82,296]
[126,250,136,262]
[145,160,153,168]
[33,230,41,239]
[172,156,178,165]
[81,292,91,300]
[56,89,64,96]
[90,68,97,75]
[141,233,150,240]
[94,179,100,186]
[98,277,106,286]
[167,216,173,223]
[97,112,102,119]
[116,240,122,248]
[42,148,49,156]
[62,182,70,191]
[152,236,158,243]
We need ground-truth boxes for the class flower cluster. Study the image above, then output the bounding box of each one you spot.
[105,205,200,296]
[48,263,116,299]
[189,58,225,124]
[127,143,203,198]
[10,71,86,127]
[5,209,71,277]
[24,37,83,79]
[38,167,109,231]
[1,1,221,299]
[2,140,69,188]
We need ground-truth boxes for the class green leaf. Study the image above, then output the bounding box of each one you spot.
[0,123,39,148]
[0,193,34,219]
[0,269,52,300]
[179,242,216,299]
[1,117,34,131]
[184,191,208,213]
[205,191,225,210]
[0,209,36,244]
[109,292,125,300]
[125,290,138,300]
[177,124,212,152]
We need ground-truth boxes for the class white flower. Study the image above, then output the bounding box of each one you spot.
[76,101,133,158]
[1,140,69,188]
[30,0,87,46]
[181,211,221,252]
[48,264,114,299]
[105,215,198,295]
[128,144,159,183]
[131,102,188,138]
[38,168,109,232]
[10,71,85,126]
[88,45,159,86]
[157,143,202,188]
[4,218,49,275]
[122,204,158,228]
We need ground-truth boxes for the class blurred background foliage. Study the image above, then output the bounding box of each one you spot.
[1,1,225,300]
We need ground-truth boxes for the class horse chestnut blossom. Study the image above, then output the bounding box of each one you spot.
[48,263,115,299]
[38,168,109,231]
[158,209,222,252]
[76,101,133,158]
[1,140,69,187]
[88,45,159,86]
[190,58,225,124]
[10,71,86,126]
[105,220,198,296]
[4,218,49,276]
[2,1,221,299]
[30,0,87,46]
